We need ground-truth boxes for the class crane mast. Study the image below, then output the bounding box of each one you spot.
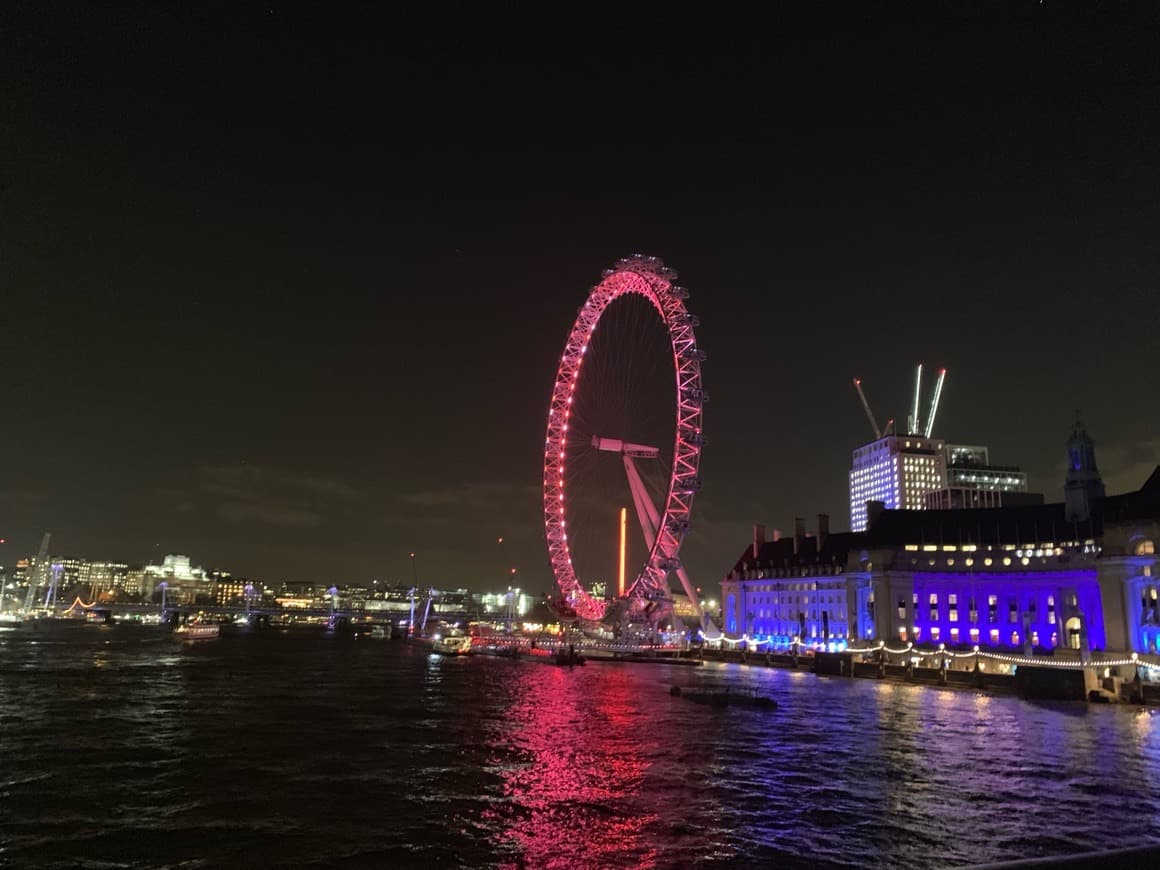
[850,365,947,443]
[851,379,882,440]
[23,532,51,612]
[924,368,947,438]
[909,363,924,435]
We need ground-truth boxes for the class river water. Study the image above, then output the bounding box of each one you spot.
[2,623,1159,869]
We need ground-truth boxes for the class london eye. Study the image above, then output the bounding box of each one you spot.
[542,255,707,632]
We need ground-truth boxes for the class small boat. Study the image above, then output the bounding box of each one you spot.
[671,685,777,710]
[431,633,472,656]
[0,612,26,628]
[552,647,586,666]
[174,622,220,641]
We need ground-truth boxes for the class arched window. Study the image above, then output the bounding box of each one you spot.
[1065,616,1082,650]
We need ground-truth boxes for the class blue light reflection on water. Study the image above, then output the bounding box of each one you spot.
[1,625,1159,868]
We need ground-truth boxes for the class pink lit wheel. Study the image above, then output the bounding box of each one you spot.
[543,255,705,621]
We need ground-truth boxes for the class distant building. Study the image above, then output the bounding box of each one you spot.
[78,561,131,595]
[851,436,1035,530]
[849,435,947,531]
[212,572,255,606]
[923,443,1037,510]
[143,554,210,604]
[49,558,86,592]
[475,588,534,618]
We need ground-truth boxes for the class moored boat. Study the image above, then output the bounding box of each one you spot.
[670,685,777,710]
[552,646,586,666]
[431,632,472,655]
[174,622,220,641]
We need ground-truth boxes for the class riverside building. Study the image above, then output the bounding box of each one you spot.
[720,515,855,646]
[726,419,1160,658]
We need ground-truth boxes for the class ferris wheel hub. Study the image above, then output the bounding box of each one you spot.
[591,436,660,459]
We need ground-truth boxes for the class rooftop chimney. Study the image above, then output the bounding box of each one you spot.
[793,517,805,555]
[752,523,766,559]
[817,513,830,551]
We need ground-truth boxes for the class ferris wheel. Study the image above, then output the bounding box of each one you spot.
[542,255,707,625]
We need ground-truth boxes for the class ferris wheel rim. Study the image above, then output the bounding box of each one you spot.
[542,255,705,622]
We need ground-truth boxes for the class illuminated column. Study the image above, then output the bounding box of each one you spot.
[618,507,627,597]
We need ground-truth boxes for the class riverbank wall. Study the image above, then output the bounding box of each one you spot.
[687,647,1160,704]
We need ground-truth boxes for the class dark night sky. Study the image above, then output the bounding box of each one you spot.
[2,4,1159,592]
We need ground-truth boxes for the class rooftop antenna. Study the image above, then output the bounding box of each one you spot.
[852,378,882,439]
[909,363,923,435]
[923,368,947,438]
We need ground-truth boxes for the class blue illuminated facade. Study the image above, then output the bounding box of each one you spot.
[723,463,1160,657]
[847,553,1108,654]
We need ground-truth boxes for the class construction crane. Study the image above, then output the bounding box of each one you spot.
[23,532,51,612]
[851,366,947,442]
[909,363,924,435]
[924,368,947,438]
[852,379,882,440]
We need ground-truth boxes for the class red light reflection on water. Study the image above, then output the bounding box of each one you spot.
[483,666,661,869]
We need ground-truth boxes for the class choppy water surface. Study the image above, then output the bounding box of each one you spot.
[2,625,1160,868]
